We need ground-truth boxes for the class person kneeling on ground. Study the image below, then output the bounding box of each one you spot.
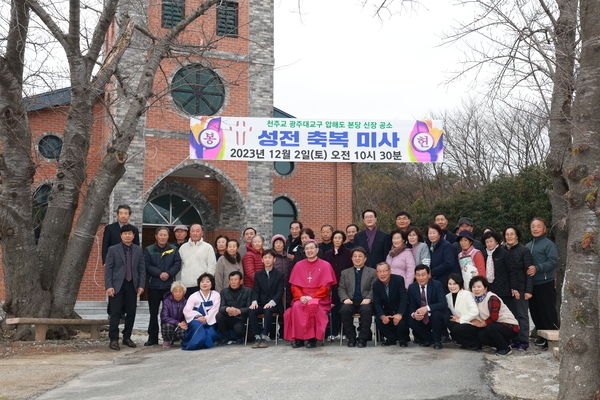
[181,273,221,350]
[249,249,285,348]
[445,273,481,351]
[469,275,519,356]
[160,281,188,348]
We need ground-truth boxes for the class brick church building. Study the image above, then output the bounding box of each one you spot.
[0,0,352,302]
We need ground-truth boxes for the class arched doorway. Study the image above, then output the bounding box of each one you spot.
[142,193,203,245]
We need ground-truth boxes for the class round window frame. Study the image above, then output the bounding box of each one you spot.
[274,161,295,177]
[37,133,63,161]
[171,65,226,116]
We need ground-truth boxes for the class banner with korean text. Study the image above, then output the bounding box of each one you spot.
[189,117,443,163]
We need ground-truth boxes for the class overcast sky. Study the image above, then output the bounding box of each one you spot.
[273,0,478,120]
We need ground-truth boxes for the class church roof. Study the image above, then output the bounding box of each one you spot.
[25,87,294,118]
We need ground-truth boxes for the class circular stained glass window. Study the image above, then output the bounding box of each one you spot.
[38,135,63,160]
[171,66,225,116]
[274,161,294,176]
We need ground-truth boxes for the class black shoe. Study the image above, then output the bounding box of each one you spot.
[347,340,356,348]
[235,338,244,345]
[419,341,432,347]
[109,340,120,351]
[413,337,422,344]
[292,340,305,348]
[398,340,408,347]
[357,339,367,348]
[144,340,158,347]
[495,347,512,356]
[433,342,443,350]
[219,338,230,346]
[305,338,317,348]
[381,339,397,346]
[468,345,481,351]
[123,338,137,348]
[534,337,547,347]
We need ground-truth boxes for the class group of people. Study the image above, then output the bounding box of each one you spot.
[103,205,559,356]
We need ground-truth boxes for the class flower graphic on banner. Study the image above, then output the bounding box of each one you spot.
[190,117,226,160]
[408,120,444,162]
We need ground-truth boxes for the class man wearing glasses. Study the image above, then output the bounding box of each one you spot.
[353,209,391,268]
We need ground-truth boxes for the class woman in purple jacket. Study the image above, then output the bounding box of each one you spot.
[160,281,188,348]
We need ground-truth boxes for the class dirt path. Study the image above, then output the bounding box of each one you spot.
[0,332,153,400]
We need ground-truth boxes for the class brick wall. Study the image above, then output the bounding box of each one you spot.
[0,0,353,303]
[273,162,353,234]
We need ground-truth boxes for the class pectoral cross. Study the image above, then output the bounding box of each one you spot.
[307,275,312,282]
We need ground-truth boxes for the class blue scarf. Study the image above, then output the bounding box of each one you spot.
[474,292,488,303]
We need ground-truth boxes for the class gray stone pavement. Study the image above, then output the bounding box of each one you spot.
[38,338,499,400]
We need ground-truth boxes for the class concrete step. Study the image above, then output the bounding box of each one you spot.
[537,329,559,341]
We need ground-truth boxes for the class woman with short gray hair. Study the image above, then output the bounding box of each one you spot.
[160,281,188,348]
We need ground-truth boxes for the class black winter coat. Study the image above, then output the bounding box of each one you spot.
[503,243,534,294]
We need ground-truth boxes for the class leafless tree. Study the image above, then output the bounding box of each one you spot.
[0,0,261,338]
[414,0,597,397]
[435,98,549,188]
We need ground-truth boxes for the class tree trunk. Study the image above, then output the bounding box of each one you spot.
[546,0,577,313]
[49,151,126,317]
[558,0,600,397]
[0,0,53,338]
[36,90,96,291]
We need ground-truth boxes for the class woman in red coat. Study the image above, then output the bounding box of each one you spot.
[242,235,264,288]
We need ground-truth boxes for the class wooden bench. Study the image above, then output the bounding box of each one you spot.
[6,318,110,342]
[537,329,559,359]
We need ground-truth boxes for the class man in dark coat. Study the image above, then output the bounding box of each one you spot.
[101,204,140,264]
[407,264,448,350]
[373,262,409,346]
[248,250,284,348]
[286,220,303,261]
[104,224,146,351]
[144,226,181,346]
[353,209,391,268]
[434,213,457,245]
[217,271,252,344]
